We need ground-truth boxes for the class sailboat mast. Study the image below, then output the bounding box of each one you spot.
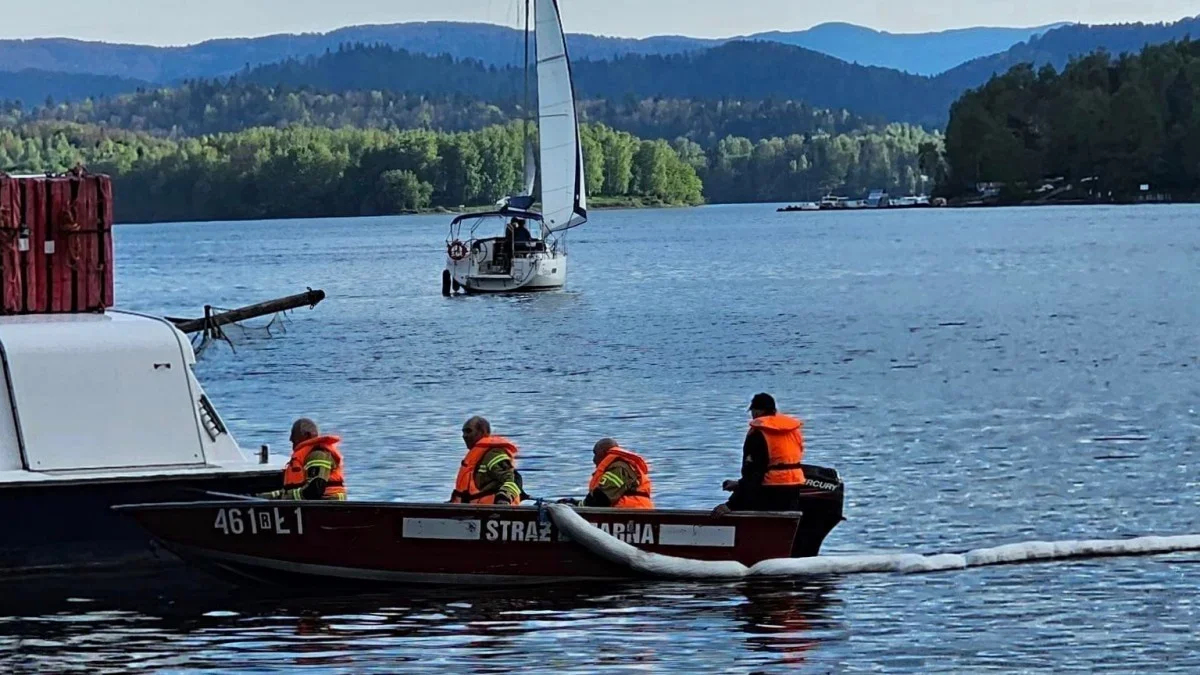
[523,0,531,174]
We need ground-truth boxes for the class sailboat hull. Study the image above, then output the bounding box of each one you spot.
[447,247,566,294]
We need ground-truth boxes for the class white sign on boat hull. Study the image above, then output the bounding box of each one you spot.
[394,517,739,549]
[403,518,482,541]
[658,525,737,548]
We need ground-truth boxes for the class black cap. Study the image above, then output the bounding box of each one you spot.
[748,393,776,413]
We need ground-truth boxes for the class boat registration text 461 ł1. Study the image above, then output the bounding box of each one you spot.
[212,507,304,535]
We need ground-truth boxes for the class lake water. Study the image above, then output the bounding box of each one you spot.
[3,204,1199,672]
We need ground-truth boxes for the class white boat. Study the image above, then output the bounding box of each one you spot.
[443,0,587,295]
[818,195,843,210]
[0,310,286,579]
[776,202,820,213]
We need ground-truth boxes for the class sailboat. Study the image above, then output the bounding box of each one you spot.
[442,0,587,295]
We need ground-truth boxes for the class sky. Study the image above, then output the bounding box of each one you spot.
[0,0,1196,45]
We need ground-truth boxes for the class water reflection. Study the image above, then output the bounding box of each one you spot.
[736,579,842,668]
[0,575,844,673]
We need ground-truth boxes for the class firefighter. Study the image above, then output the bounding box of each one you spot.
[260,418,346,500]
[583,438,654,508]
[450,416,522,505]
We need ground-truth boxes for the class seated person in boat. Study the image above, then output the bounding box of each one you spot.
[450,416,523,506]
[712,393,806,516]
[580,438,654,509]
[512,218,532,244]
[259,418,346,501]
[505,218,535,257]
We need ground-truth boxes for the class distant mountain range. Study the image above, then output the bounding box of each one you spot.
[938,16,1200,89]
[0,69,152,106]
[1,15,1197,128]
[750,22,1068,75]
[0,21,1065,84]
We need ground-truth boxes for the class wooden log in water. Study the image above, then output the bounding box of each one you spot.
[168,288,326,335]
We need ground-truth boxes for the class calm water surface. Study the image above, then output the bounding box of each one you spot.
[3,204,1198,672]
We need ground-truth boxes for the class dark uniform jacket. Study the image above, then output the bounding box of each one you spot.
[726,429,803,511]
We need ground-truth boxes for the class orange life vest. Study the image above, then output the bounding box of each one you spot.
[588,447,655,509]
[283,435,346,499]
[451,436,520,505]
[750,414,806,486]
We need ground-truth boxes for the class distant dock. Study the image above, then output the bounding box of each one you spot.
[778,193,944,212]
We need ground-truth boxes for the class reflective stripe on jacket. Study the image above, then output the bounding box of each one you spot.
[281,435,346,500]
[588,447,654,509]
[452,436,521,505]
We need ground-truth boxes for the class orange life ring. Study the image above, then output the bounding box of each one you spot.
[447,240,469,261]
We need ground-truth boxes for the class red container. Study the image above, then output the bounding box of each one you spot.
[0,170,114,314]
[0,178,13,312]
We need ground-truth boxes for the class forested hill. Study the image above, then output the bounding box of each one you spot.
[573,42,956,126]
[3,16,1198,127]
[1,81,873,149]
[2,42,943,133]
[243,42,956,127]
[0,69,152,106]
[243,45,522,101]
[940,40,1200,200]
[939,16,1200,91]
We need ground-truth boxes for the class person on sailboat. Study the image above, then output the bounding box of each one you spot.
[577,438,654,509]
[259,418,347,501]
[511,218,533,243]
[505,217,534,258]
[451,416,523,506]
[712,394,806,516]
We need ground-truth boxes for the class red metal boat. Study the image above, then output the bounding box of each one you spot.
[114,467,845,587]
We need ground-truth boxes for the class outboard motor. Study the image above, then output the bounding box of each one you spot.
[792,464,846,557]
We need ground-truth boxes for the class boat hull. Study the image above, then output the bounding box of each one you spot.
[446,249,567,294]
[1,470,280,579]
[116,495,843,588]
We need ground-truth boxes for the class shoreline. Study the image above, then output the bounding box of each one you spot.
[112,196,1197,226]
[776,198,1193,213]
[114,197,702,225]
[949,198,1188,209]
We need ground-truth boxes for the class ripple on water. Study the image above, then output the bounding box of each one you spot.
[3,205,1197,672]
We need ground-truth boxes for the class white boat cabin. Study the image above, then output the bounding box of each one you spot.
[0,310,284,486]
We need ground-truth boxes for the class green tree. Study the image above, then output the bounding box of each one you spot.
[578,125,606,196]
[376,170,433,212]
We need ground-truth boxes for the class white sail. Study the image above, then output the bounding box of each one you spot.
[522,140,537,197]
[535,0,587,233]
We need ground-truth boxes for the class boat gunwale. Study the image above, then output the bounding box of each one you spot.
[111,499,811,521]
